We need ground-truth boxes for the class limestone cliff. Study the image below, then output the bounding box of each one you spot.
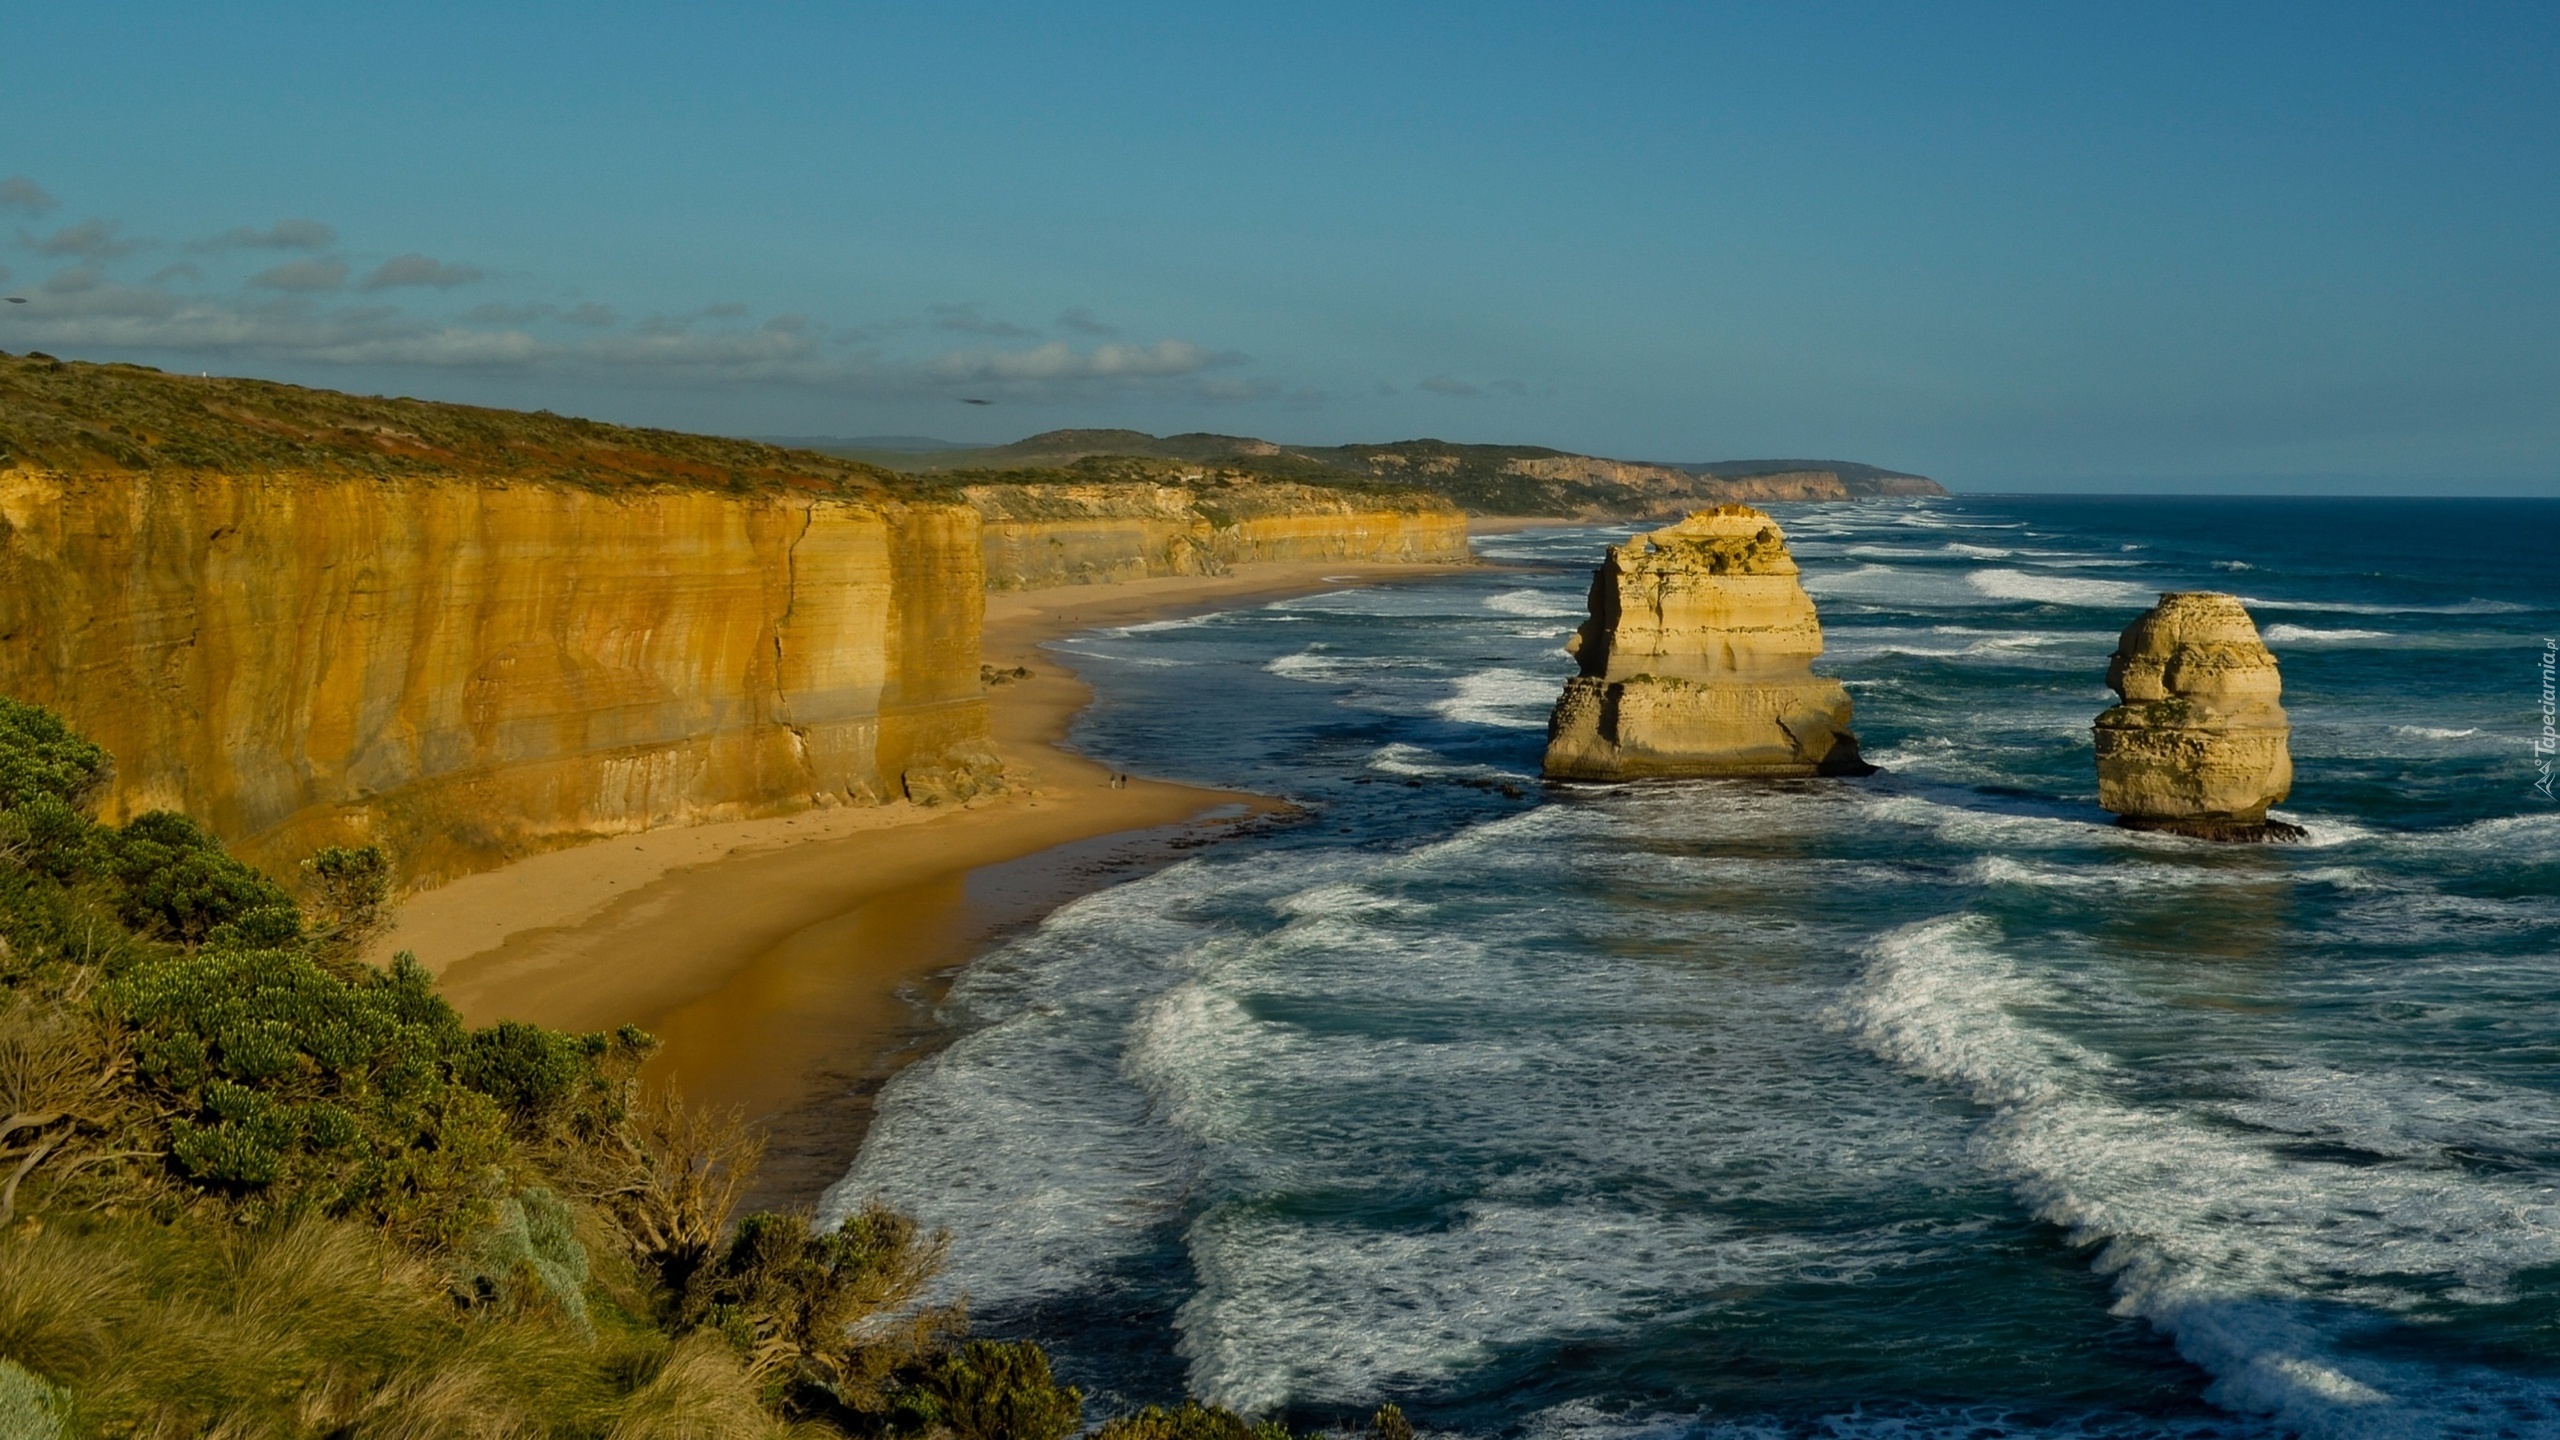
[0,355,1475,888]
[1543,506,1867,779]
[965,478,1470,590]
[2093,592,2298,841]
[0,470,999,885]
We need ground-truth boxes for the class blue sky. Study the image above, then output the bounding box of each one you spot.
[4,2,2554,491]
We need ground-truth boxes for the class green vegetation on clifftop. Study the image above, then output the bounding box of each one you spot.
[820,429,1944,514]
[0,352,913,498]
[0,697,1423,1439]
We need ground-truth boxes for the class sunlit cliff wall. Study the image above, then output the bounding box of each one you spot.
[0,471,995,885]
[967,482,1471,590]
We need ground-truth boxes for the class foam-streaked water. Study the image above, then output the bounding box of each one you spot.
[826,497,2560,1438]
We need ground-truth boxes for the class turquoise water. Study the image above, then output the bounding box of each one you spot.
[827,498,2560,1438]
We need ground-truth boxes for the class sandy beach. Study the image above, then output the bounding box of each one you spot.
[392,557,1475,1205]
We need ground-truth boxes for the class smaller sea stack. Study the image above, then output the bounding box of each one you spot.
[1543,505,1869,780]
[2093,591,2302,841]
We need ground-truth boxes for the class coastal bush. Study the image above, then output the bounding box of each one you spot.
[106,809,299,945]
[0,697,111,814]
[462,1186,595,1333]
[0,1358,69,1440]
[678,1204,960,1415]
[898,1340,1084,1440]
[302,841,394,954]
[1092,1400,1291,1440]
[0,696,1402,1439]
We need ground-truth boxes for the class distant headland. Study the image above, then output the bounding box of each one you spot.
[764,428,1946,516]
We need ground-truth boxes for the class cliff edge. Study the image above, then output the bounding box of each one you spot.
[0,356,1467,887]
[1543,506,1867,780]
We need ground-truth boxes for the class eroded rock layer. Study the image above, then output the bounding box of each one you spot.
[2093,591,2299,841]
[966,481,1469,590]
[0,471,998,884]
[1542,506,1866,779]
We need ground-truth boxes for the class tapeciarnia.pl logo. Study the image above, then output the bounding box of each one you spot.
[2536,637,2556,800]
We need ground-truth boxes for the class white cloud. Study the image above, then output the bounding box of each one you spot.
[463,300,620,328]
[40,267,118,297]
[0,202,1280,408]
[930,302,1039,338]
[27,218,135,259]
[587,316,822,370]
[0,177,57,216]
[250,258,351,292]
[361,254,485,290]
[197,218,336,251]
[1056,306,1118,337]
[927,338,1217,382]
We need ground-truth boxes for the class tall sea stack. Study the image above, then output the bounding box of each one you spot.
[1542,506,1868,780]
[2093,591,2301,841]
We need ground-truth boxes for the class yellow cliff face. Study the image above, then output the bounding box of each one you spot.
[965,481,1470,590]
[0,471,996,885]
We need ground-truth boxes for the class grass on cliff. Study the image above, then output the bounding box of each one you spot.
[0,351,926,499]
[0,695,1426,1440]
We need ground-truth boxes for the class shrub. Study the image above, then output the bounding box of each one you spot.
[0,696,111,814]
[462,1186,594,1334]
[106,810,297,945]
[111,942,539,1241]
[0,1358,69,1440]
[680,1205,956,1411]
[901,1340,1085,1440]
[458,1017,589,1122]
[0,793,102,881]
[1092,1400,1289,1440]
[301,843,393,953]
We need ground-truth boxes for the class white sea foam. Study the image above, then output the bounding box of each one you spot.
[2390,725,2479,740]
[1484,587,1588,618]
[1429,667,1559,729]
[2262,624,2393,645]
[1966,569,2158,608]
[1264,649,1342,680]
[1179,1201,1918,1413]
[2240,595,2531,617]
[1835,916,2560,1437]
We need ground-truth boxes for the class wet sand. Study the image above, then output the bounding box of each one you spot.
[396,558,1473,1207]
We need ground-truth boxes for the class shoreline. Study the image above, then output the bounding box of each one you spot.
[392,557,1476,1207]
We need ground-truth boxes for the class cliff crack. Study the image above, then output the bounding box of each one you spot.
[770,499,816,726]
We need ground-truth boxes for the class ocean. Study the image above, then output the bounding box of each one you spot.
[825,497,2560,1439]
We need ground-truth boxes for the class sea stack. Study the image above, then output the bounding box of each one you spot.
[2093,591,2301,841]
[1542,505,1868,780]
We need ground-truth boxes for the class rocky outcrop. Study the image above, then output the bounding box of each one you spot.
[1543,506,1867,779]
[0,470,1000,885]
[965,481,1469,590]
[2093,592,2299,841]
[1499,456,1854,504]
